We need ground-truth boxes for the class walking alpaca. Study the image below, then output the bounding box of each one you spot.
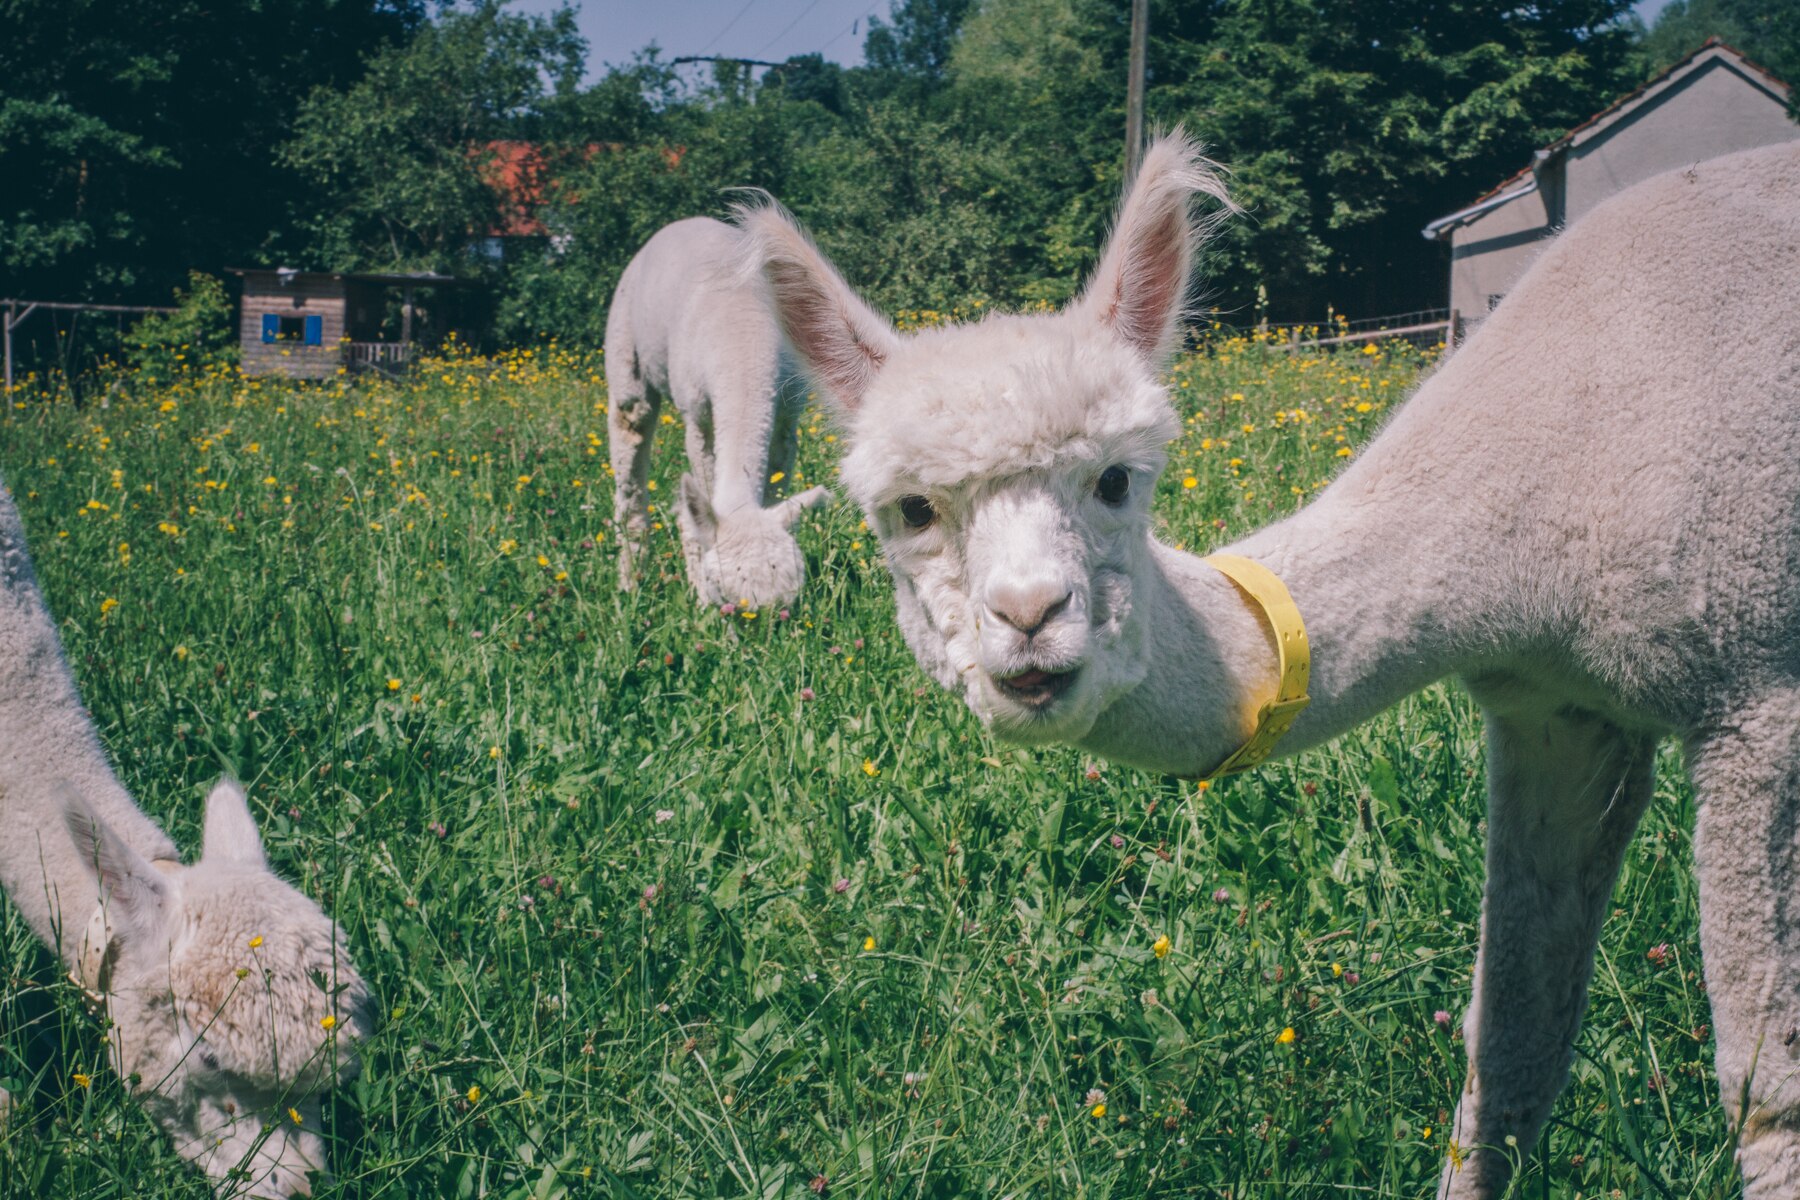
[0,479,372,1196]
[742,136,1800,1196]
[606,217,831,607]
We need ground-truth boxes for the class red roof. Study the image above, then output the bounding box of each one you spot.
[478,141,687,238]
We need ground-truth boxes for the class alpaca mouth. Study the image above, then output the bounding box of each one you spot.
[992,666,1080,708]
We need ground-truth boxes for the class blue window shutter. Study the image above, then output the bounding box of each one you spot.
[262,314,279,343]
[304,315,323,346]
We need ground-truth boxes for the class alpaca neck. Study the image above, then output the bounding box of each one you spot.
[1,486,180,952]
[1079,489,1475,778]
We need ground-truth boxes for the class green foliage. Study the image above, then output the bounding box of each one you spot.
[279,1,585,276]
[0,341,1736,1195]
[1642,0,1800,100]
[0,0,422,301]
[121,272,237,390]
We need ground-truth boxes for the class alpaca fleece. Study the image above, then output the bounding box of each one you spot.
[605,216,830,607]
[747,135,1800,1197]
[0,478,371,1197]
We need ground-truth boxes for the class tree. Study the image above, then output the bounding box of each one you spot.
[0,0,422,302]
[1642,0,1800,98]
[280,2,585,274]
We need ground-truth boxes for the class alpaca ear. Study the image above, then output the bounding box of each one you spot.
[778,485,832,528]
[202,778,268,867]
[64,799,169,933]
[735,200,899,416]
[676,473,717,549]
[1075,130,1235,364]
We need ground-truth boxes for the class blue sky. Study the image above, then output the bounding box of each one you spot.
[514,0,1678,77]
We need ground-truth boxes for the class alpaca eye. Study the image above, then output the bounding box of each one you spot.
[898,494,935,529]
[1096,466,1130,505]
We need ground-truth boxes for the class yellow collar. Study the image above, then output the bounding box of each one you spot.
[1202,554,1311,779]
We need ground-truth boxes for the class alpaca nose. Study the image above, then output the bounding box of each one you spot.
[985,575,1073,637]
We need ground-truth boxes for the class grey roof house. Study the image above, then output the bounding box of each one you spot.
[1424,40,1795,324]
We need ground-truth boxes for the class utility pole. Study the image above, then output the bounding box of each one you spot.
[1125,0,1150,177]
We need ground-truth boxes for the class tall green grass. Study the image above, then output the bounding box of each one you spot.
[0,336,1732,1197]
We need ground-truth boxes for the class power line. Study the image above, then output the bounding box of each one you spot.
[754,0,834,57]
[817,3,883,55]
[699,0,764,55]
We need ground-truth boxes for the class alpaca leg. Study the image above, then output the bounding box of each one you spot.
[606,359,661,591]
[1687,694,1800,1198]
[1441,700,1655,1198]
[764,385,802,504]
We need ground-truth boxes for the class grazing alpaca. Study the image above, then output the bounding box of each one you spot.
[0,478,372,1197]
[605,217,831,607]
[742,136,1800,1196]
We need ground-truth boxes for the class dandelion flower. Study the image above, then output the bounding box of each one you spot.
[248,935,263,949]
[99,597,118,617]
[862,759,878,777]
[386,678,400,691]
[1090,1103,1106,1119]
[467,1085,481,1103]
[1182,476,1198,489]
[1152,934,1171,959]
[1275,1026,1296,1045]
[320,1014,337,1031]
[863,936,876,952]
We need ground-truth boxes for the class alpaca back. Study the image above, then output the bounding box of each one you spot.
[1304,141,1800,723]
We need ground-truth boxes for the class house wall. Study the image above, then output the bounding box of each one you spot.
[1566,57,1797,222]
[1448,185,1557,319]
[1448,52,1796,322]
[238,274,347,379]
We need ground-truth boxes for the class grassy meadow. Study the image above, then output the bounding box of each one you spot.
[0,332,1735,1197]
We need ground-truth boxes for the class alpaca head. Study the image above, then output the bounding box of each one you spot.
[741,133,1230,743]
[65,779,372,1197]
[674,475,832,608]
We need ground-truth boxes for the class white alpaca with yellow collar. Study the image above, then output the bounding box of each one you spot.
[742,134,1800,1197]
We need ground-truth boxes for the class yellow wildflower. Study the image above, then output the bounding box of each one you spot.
[1275,1026,1296,1045]
[862,936,876,952]
[1091,1103,1107,1119]
[72,1072,91,1089]
[467,1085,481,1103]
[862,758,878,777]
[99,597,118,617]
[386,679,401,691]
[249,936,263,949]
[1153,934,1172,959]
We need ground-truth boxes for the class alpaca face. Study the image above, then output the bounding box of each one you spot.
[742,132,1229,741]
[845,320,1177,742]
[675,475,831,608]
[68,780,371,1197]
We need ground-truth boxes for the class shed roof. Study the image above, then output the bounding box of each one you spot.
[1423,39,1791,240]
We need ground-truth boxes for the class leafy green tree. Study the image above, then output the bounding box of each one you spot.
[0,0,421,302]
[1642,0,1800,97]
[280,1,585,274]
[945,0,1645,318]
[123,272,238,389]
[866,0,978,82]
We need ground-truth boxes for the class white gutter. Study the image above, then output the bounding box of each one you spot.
[1421,178,1540,241]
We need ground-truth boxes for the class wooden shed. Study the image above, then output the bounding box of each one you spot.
[1423,40,1795,329]
[229,268,463,379]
